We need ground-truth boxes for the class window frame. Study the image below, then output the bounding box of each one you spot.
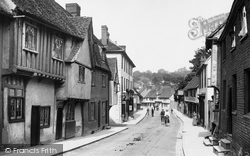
[238,6,248,39]
[40,106,50,129]
[52,35,64,61]
[102,74,106,87]
[244,68,250,115]
[79,65,85,83]
[66,103,75,121]
[23,22,39,54]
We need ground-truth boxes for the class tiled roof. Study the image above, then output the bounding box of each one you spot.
[69,16,92,39]
[105,40,123,51]
[107,58,118,81]
[145,86,174,98]
[183,76,199,90]
[11,0,82,38]
[93,35,110,71]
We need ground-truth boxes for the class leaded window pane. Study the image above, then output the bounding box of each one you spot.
[52,36,63,59]
[25,24,37,51]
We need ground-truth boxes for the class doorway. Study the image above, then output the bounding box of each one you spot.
[56,108,63,140]
[31,106,40,146]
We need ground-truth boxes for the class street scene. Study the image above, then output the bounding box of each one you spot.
[1,0,250,156]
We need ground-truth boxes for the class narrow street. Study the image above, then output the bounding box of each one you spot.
[63,109,183,156]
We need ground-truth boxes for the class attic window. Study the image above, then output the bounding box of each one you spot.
[238,6,248,37]
[52,36,63,60]
[24,23,38,53]
[98,45,105,61]
[231,26,236,49]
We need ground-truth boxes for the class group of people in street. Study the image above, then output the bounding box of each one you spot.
[146,106,172,126]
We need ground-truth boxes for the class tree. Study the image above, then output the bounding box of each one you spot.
[189,47,211,72]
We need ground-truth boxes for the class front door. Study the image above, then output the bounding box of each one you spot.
[31,106,40,146]
[98,102,101,128]
[56,108,63,140]
[65,102,75,139]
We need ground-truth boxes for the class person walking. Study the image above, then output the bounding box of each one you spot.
[164,109,170,125]
[146,107,149,116]
[151,106,154,117]
[160,109,165,123]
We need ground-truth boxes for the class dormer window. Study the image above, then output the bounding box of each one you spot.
[98,45,105,61]
[238,6,248,37]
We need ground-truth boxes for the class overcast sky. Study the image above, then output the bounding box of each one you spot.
[56,0,234,73]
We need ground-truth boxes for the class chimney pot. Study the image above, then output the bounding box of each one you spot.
[66,3,81,17]
[101,25,109,46]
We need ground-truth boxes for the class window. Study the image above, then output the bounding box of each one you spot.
[102,74,106,87]
[24,23,38,52]
[102,101,106,117]
[231,26,236,49]
[222,80,226,110]
[238,6,248,37]
[7,76,25,123]
[79,66,85,83]
[40,107,50,128]
[88,102,96,121]
[66,103,75,121]
[232,74,237,111]
[244,69,250,114]
[52,36,63,60]
[91,71,96,86]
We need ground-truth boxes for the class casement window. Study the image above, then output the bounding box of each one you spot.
[79,66,85,83]
[102,74,106,87]
[91,71,96,86]
[40,106,50,128]
[232,74,237,111]
[88,102,96,121]
[7,76,25,123]
[66,103,75,121]
[52,36,63,60]
[244,69,250,114]
[239,6,248,37]
[102,101,105,117]
[24,23,38,53]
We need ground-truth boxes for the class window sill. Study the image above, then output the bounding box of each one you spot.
[232,110,237,116]
[23,48,38,54]
[52,57,63,62]
[239,33,248,42]
[40,125,50,129]
[9,119,25,123]
[243,113,250,120]
[230,47,236,53]
[78,81,86,84]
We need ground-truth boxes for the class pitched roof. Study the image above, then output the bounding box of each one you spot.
[93,35,110,72]
[69,16,92,39]
[183,76,199,90]
[107,58,118,82]
[11,0,82,38]
[145,86,174,98]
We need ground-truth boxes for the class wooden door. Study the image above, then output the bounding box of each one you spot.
[56,108,63,140]
[31,106,40,146]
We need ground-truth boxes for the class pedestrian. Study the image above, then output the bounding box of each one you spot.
[171,108,173,114]
[192,111,197,126]
[160,109,165,123]
[165,109,170,125]
[146,107,149,116]
[151,106,154,117]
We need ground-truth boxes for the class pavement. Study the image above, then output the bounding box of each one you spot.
[0,107,215,156]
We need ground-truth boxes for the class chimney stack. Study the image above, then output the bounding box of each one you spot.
[101,25,109,46]
[66,3,81,17]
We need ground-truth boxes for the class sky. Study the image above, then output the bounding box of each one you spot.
[56,0,234,73]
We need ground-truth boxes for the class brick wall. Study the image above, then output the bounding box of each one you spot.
[220,0,250,153]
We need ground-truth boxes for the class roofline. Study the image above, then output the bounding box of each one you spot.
[14,15,84,40]
[218,0,243,42]
[106,50,136,67]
